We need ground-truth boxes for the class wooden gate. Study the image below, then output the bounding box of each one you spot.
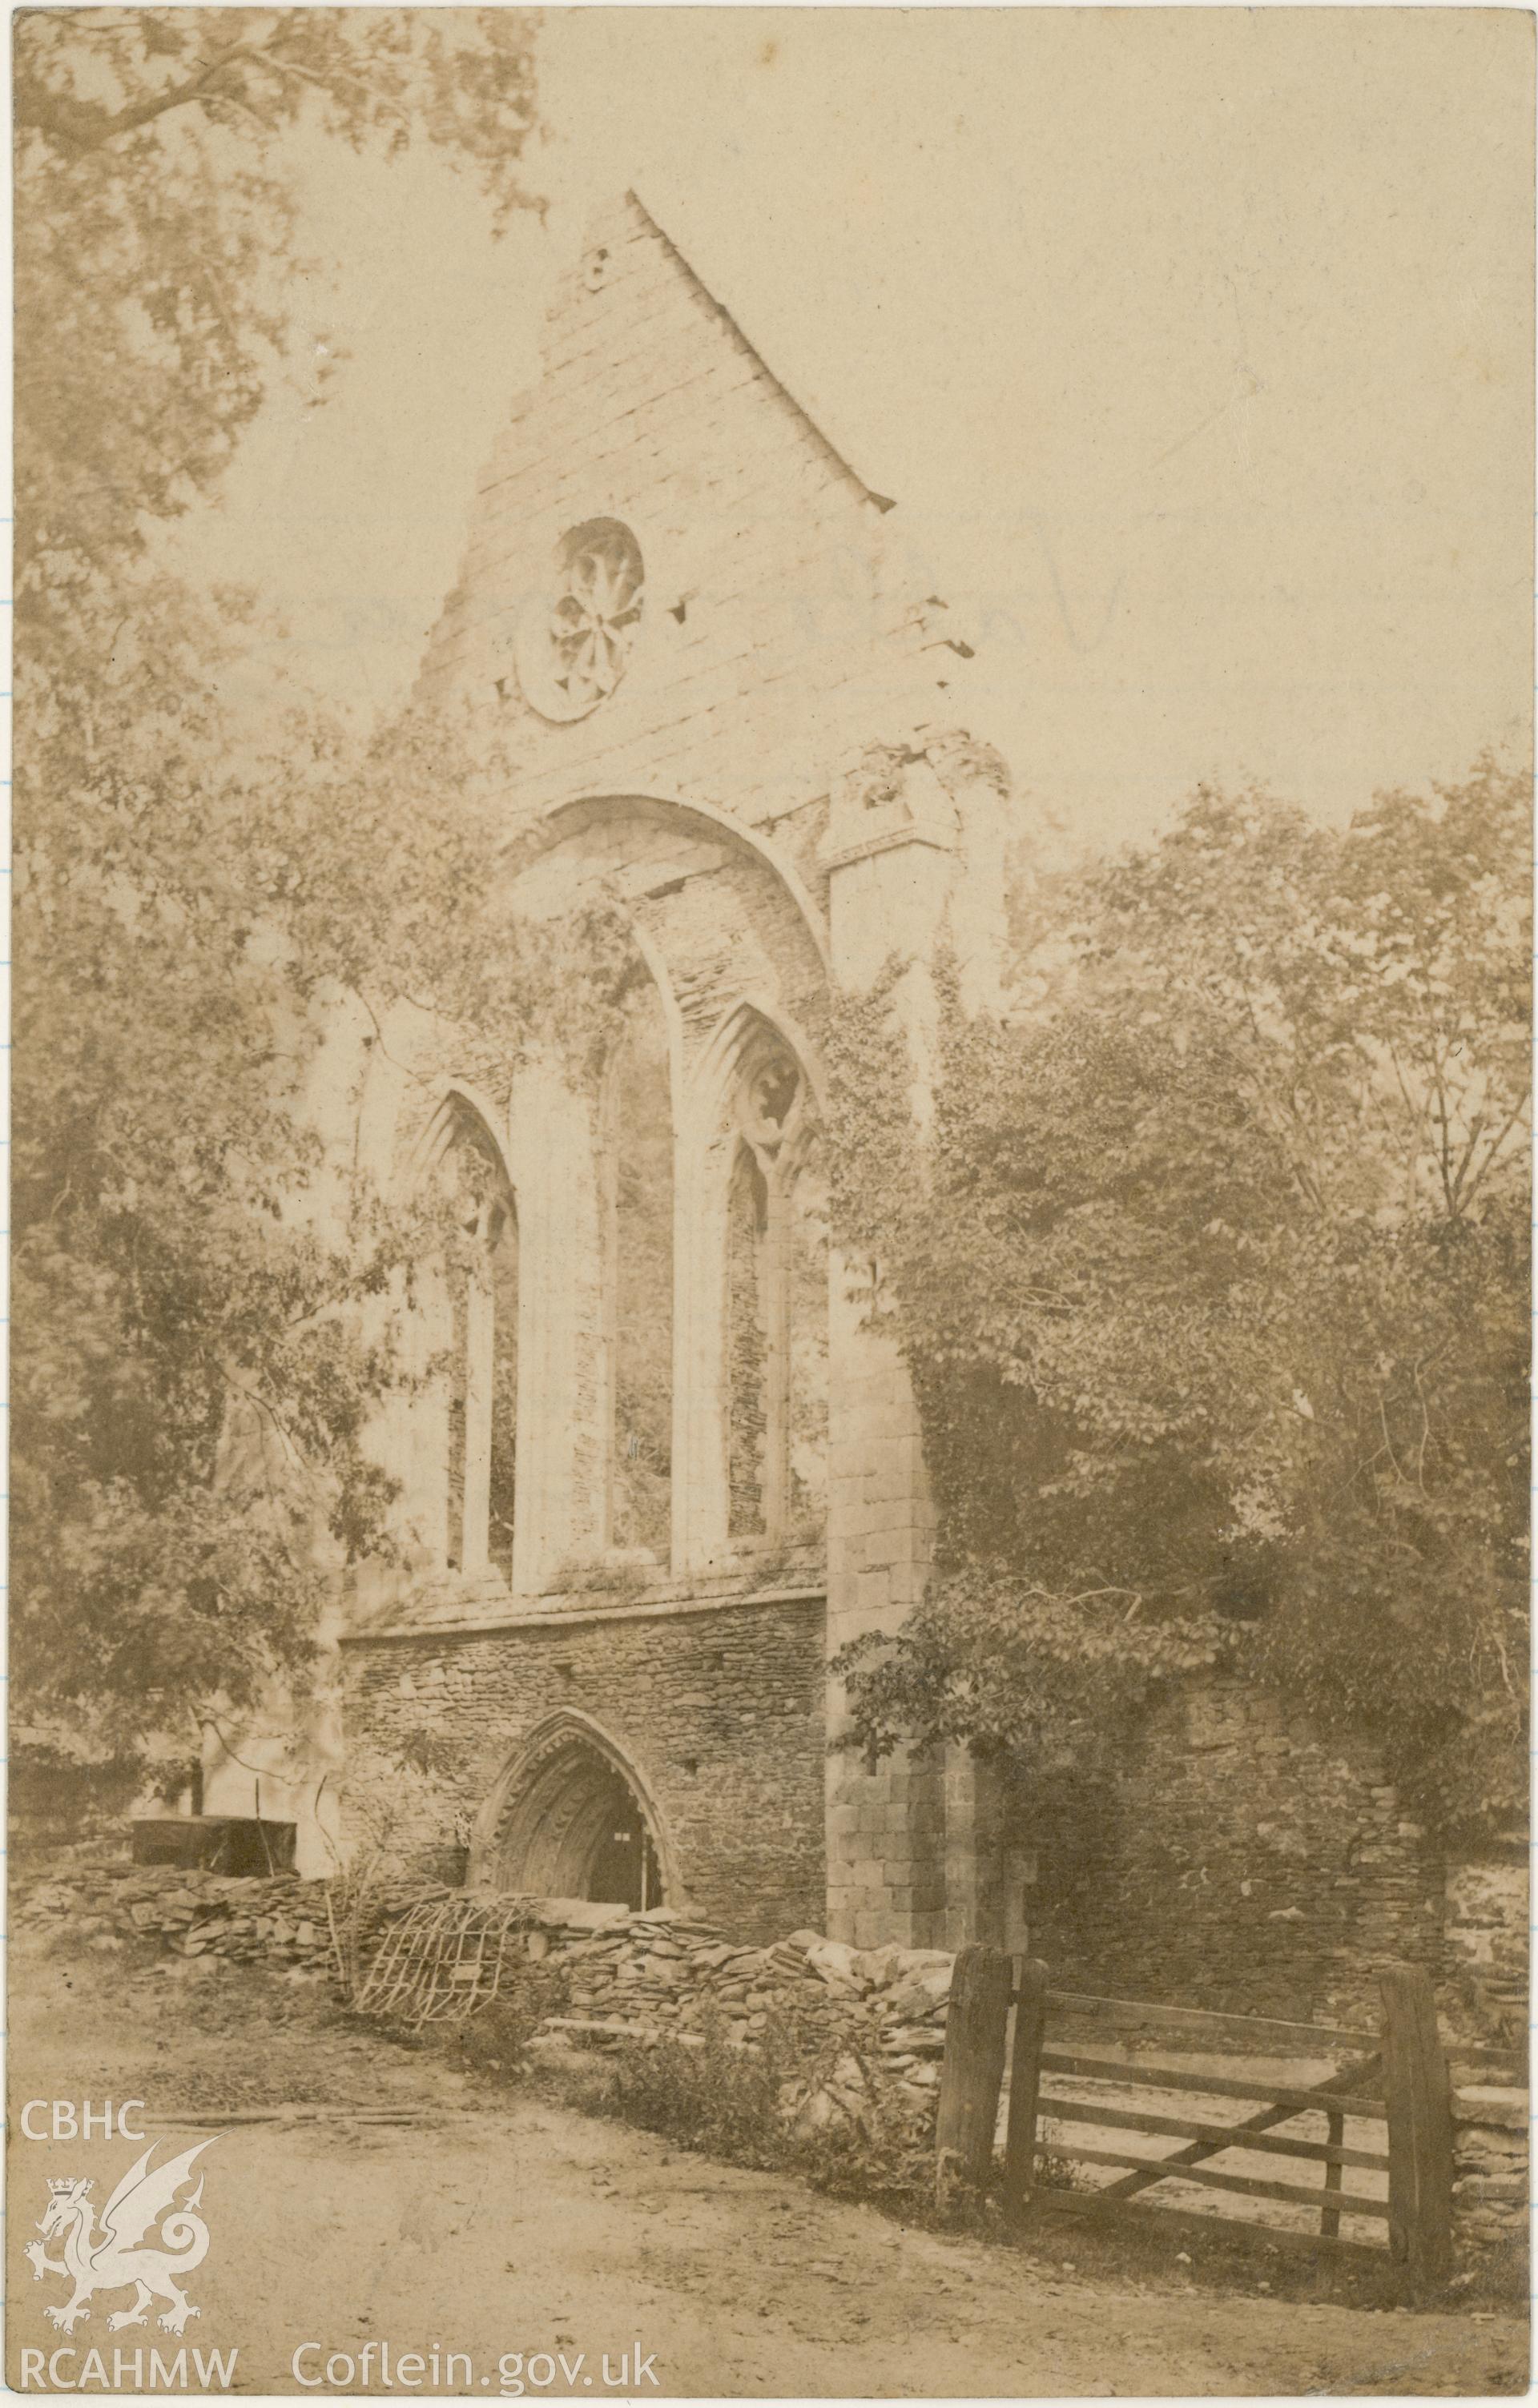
[936,1951,1484,2295]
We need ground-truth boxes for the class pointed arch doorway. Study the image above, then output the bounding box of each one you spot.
[470,1711,673,1911]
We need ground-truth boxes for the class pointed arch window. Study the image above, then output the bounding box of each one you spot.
[432,1110,518,1580]
[602,979,674,1558]
[723,1039,827,1548]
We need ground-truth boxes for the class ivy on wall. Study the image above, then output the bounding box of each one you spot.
[827,765,1530,1848]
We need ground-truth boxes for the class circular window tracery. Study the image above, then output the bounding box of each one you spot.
[515,519,646,722]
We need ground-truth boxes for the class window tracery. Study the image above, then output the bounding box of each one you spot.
[514,519,645,722]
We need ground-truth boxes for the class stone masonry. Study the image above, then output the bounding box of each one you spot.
[311,188,1005,1946]
[347,1589,826,1944]
[1023,1678,1447,2028]
[18,1859,1523,2278]
[195,191,1513,2027]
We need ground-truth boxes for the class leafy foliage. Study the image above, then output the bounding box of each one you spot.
[833,769,1530,1843]
[425,1964,574,2084]
[16,10,537,704]
[13,10,549,1779]
[602,2003,936,2209]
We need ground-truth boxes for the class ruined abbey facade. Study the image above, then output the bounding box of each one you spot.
[333,189,1021,1948]
[208,189,1010,1951]
[195,195,1511,2017]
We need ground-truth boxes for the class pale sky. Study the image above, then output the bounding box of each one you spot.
[179,8,1534,852]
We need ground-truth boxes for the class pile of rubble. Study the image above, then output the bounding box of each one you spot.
[14,1856,348,1977]
[14,1864,958,2100]
[527,1901,955,2101]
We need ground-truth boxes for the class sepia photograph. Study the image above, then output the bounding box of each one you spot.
[8,5,1533,2396]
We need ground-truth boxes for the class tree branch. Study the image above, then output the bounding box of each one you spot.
[18,38,262,153]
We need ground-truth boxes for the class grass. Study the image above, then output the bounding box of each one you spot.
[537,2000,940,2213]
[529,2016,1526,2316]
[22,1910,1524,2322]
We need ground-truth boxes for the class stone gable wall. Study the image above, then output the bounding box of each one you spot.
[367,191,1013,1954]
[336,195,1486,2006]
[418,193,957,841]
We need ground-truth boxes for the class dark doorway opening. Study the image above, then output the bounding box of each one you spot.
[493,1731,666,1910]
[585,1765,664,1908]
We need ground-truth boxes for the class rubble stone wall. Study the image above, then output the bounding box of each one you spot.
[16,1859,336,1976]
[1443,1859,1528,2032]
[17,1855,1523,2274]
[1451,2085,1528,2268]
[345,1593,827,1942]
[1022,1678,1448,2027]
[530,1899,953,2109]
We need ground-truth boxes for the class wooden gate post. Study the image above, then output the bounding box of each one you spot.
[1379,1963,1454,2295]
[936,1944,1012,2205]
[1001,1956,1049,2220]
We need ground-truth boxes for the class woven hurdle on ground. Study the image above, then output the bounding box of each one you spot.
[352,1891,539,2024]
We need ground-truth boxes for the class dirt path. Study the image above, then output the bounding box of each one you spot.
[6,1943,1526,2397]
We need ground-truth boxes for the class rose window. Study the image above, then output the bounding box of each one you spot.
[515,519,645,722]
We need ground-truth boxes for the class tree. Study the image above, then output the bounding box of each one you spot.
[833,766,1530,1844]
[12,10,552,1791]
[15,12,538,704]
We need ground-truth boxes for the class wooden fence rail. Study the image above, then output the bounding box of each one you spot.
[934,1948,1459,2297]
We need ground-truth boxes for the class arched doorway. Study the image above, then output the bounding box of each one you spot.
[471,1713,671,1909]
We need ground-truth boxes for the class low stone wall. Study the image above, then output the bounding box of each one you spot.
[1023,1678,1447,2027]
[525,1898,953,2105]
[533,1902,1526,2277]
[1451,2084,1528,2272]
[1443,1860,1528,2038]
[16,1856,342,1976]
[22,1852,1523,2279]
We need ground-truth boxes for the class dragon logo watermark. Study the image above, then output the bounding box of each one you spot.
[26,2139,216,2338]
